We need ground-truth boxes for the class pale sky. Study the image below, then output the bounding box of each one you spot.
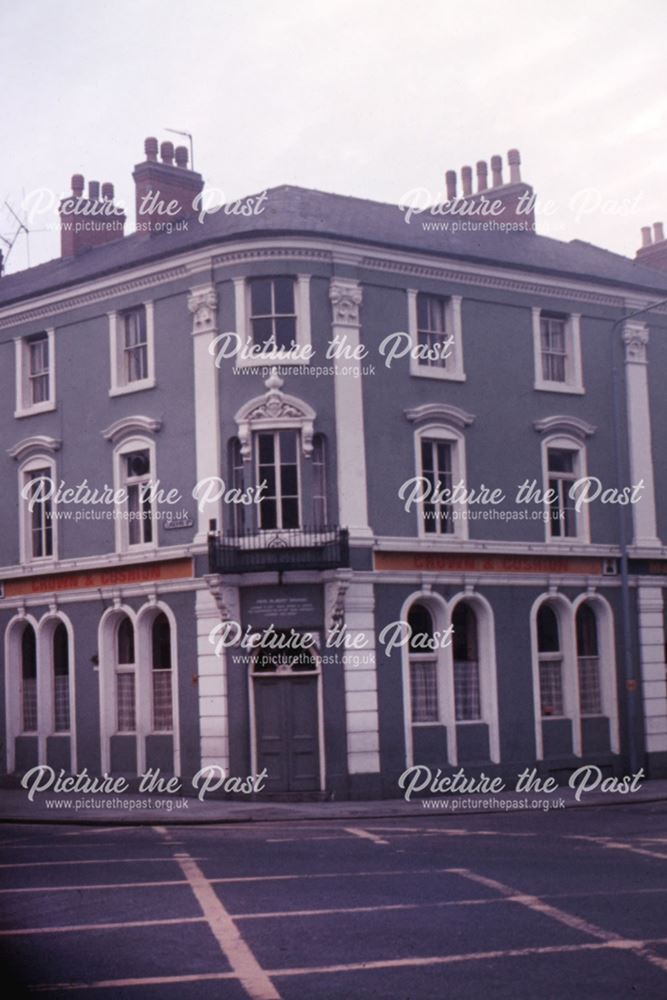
[2,0,666,274]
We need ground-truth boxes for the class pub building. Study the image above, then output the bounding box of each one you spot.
[1,137,667,798]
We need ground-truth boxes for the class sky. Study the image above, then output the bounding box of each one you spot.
[1,0,666,274]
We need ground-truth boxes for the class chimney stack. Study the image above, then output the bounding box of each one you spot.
[635,220,667,272]
[133,134,204,232]
[59,174,126,258]
[443,148,535,232]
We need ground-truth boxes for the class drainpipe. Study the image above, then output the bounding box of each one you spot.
[610,295,667,773]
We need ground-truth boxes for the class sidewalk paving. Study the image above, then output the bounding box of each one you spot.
[1,780,666,826]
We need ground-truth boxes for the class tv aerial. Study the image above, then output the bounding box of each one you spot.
[0,199,31,273]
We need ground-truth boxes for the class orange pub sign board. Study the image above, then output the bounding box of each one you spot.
[2,558,194,598]
[374,552,606,575]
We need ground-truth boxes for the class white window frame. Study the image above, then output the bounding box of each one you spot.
[14,329,56,417]
[572,594,620,753]
[254,428,303,531]
[112,436,158,554]
[234,274,311,367]
[541,434,590,544]
[18,454,58,564]
[530,595,581,759]
[414,425,468,540]
[408,290,464,381]
[532,307,584,394]
[109,303,155,396]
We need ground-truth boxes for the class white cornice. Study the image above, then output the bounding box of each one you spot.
[101,415,162,445]
[533,415,597,440]
[2,233,667,331]
[8,435,62,461]
[404,402,475,430]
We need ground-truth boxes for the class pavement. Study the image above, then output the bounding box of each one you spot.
[2,802,667,998]
[0,778,666,825]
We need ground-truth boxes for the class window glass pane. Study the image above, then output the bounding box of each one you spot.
[152,613,172,670]
[53,623,70,732]
[548,449,574,474]
[125,450,150,478]
[21,622,38,729]
[408,604,433,649]
[251,316,274,348]
[576,604,598,656]
[152,671,173,731]
[273,277,295,314]
[260,498,277,529]
[281,498,300,528]
[274,316,296,350]
[454,660,481,720]
[410,661,438,722]
[452,603,478,661]
[117,673,136,732]
[539,660,563,716]
[258,433,275,465]
[250,278,272,316]
[118,617,135,664]
[537,605,560,653]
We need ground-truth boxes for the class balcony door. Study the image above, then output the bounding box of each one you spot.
[250,644,322,793]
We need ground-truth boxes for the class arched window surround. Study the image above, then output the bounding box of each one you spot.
[530,592,619,760]
[400,590,500,768]
[4,611,76,773]
[98,602,180,775]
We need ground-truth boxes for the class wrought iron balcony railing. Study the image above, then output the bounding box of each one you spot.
[208,525,350,575]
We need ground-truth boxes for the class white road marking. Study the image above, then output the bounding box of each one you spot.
[172,851,281,1000]
[343,827,389,845]
[567,833,667,862]
[29,938,667,991]
[0,916,205,936]
[0,855,189,870]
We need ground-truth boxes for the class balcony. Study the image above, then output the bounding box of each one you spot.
[208,525,350,575]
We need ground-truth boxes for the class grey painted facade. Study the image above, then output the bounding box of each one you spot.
[2,163,667,797]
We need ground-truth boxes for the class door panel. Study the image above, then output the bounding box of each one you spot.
[254,676,320,792]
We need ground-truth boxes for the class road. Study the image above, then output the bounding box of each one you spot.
[1,802,667,998]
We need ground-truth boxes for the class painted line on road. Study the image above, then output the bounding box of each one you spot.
[28,938,667,992]
[0,855,192,870]
[0,878,188,895]
[344,827,389,845]
[172,851,281,1000]
[567,834,667,862]
[450,867,667,975]
[0,916,205,936]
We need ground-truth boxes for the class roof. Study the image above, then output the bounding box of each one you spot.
[2,184,667,308]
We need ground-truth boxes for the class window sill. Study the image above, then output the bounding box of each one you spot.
[410,368,466,382]
[534,381,584,395]
[14,401,56,418]
[109,379,156,397]
[411,721,443,727]
[234,354,311,368]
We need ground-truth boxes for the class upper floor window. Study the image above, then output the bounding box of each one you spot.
[233,275,312,365]
[544,441,588,541]
[532,308,583,394]
[15,330,56,417]
[407,291,464,381]
[421,438,454,536]
[257,430,300,530]
[19,456,56,563]
[250,277,296,350]
[312,434,327,526]
[112,439,157,551]
[109,304,155,396]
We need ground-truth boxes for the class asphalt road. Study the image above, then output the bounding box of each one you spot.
[1,803,667,999]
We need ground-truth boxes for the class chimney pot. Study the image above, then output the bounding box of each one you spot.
[71,174,85,197]
[461,165,473,197]
[160,141,175,165]
[507,148,521,183]
[101,182,114,200]
[641,226,653,247]
[88,180,100,201]
[145,136,159,161]
[445,169,457,201]
[476,160,488,192]
[490,155,503,187]
[175,145,189,168]
[654,222,665,243]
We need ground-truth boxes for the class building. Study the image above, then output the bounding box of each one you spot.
[1,138,667,798]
